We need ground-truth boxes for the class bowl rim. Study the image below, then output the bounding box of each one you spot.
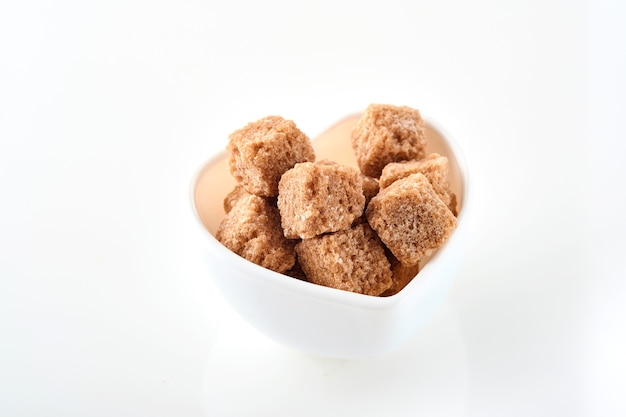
[190,114,471,311]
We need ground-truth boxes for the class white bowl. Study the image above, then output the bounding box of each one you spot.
[192,114,471,359]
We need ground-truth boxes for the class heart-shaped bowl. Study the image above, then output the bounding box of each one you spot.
[192,113,471,359]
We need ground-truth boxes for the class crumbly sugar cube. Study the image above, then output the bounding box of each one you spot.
[277,162,365,239]
[223,184,277,215]
[227,116,315,197]
[379,153,457,215]
[351,104,427,178]
[381,254,421,296]
[366,173,456,266]
[295,223,392,296]
[216,195,296,273]
[223,185,251,214]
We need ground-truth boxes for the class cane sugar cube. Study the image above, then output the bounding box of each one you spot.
[216,195,296,273]
[366,173,456,266]
[278,162,365,239]
[295,224,392,296]
[379,153,457,215]
[227,116,315,197]
[351,104,427,178]
[381,254,421,296]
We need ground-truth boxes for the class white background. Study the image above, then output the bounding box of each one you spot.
[1,0,625,416]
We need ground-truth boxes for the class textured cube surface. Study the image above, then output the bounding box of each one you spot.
[351,104,427,178]
[381,254,421,296]
[227,116,315,197]
[223,185,251,214]
[216,195,296,273]
[295,224,392,296]
[366,173,456,266]
[379,153,457,215]
[277,162,365,239]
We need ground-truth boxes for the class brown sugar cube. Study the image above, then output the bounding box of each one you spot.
[227,116,315,197]
[295,223,392,296]
[351,104,427,178]
[366,173,456,266]
[361,174,380,207]
[216,195,296,274]
[277,162,365,239]
[223,185,251,214]
[379,153,457,215]
[381,254,421,296]
[223,185,277,215]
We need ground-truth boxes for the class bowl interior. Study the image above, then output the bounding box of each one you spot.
[194,114,465,241]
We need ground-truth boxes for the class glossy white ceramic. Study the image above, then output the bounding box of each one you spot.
[192,114,471,358]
